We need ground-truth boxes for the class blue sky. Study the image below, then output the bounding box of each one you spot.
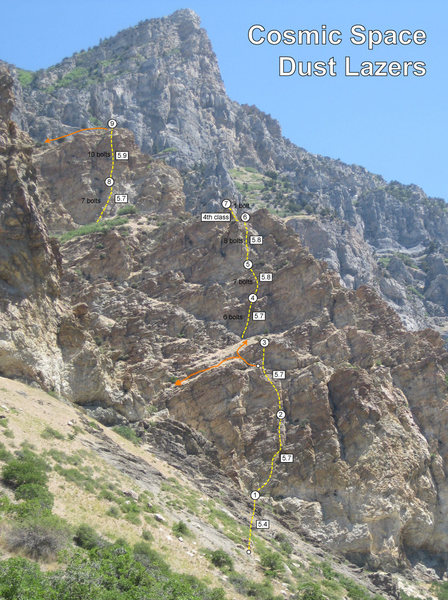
[1,0,446,199]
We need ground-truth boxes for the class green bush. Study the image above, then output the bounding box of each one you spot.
[172,520,190,537]
[260,550,284,578]
[5,513,70,560]
[228,572,277,599]
[41,426,65,440]
[14,483,54,510]
[142,529,154,541]
[0,542,229,599]
[297,582,326,600]
[276,532,293,555]
[2,452,48,489]
[117,204,137,215]
[58,216,129,243]
[0,441,13,462]
[336,574,371,600]
[74,523,105,550]
[54,465,95,492]
[209,549,233,571]
[111,425,140,445]
[16,69,35,87]
[106,505,120,518]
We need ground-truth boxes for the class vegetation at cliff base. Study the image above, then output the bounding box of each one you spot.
[58,216,129,243]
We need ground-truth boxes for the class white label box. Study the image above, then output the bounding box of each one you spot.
[281,454,294,463]
[273,371,286,379]
[260,273,273,282]
[115,194,128,203]
[256,520,270,529]
[115,151,129,160]
[253,312,266,321]
[201,213,231,222]
[250,236,263,244]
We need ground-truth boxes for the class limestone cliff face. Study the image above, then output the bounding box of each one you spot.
[6,8,448,336]
[2,16,448,575]
[0,66,62,385]
[55,193,448,572]
[0,67,145,419]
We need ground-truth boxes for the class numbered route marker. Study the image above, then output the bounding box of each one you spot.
[253,312,266,321]
[244,260,253,269]
[250,491,260,500]
[115,151,129,160]
[105,177,114,186]
[260,273,273,282]
[241,212,250,222]
[256,520,270,529]
[277,410,286,420]
[273,370,286,379]
[222,199,231,208]
[249,294,258,302]
[250,235,263,244]
[115,194,128,203]
[260,338,269,347]
[108,119,117,128]
[281,454,294,463]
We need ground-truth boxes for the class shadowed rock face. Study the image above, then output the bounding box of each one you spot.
[2,16,448,573]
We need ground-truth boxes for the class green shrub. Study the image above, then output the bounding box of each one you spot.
[209,549,233,571]
[228,572,277,599]
[58,216,129,243]
[2,452,48,489]
[106,505,120,518]
[336,574,371,600]
[111,425,140,445]
[41,425,65,440]
[16,69,35,87]
[297,582,327,600]
[0,441,13,462]
[172,520,190,537]
[0,542,229,599]
[142,529,154,541]
[5,513,70,560]
[117,204,137,215]
[74,523,105,550]
[15,483,54,510]
[260,550,284,577]
[54,465,95,492]
[276,532,293,555]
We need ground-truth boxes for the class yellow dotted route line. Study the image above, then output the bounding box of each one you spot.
[241,267,259,339]
[247,346,284,554]
[225,208,257,339]
[96,128,115,222]
[228,206,239,222]
[240,221,256,338]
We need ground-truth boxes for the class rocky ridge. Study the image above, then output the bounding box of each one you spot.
[5,9,448,336]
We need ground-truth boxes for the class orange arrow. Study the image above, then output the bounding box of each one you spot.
[44,127,109,143]
[175,340,255,386]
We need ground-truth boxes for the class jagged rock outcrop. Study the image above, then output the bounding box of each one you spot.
[5,9,448,336]
[0,67,145,419]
